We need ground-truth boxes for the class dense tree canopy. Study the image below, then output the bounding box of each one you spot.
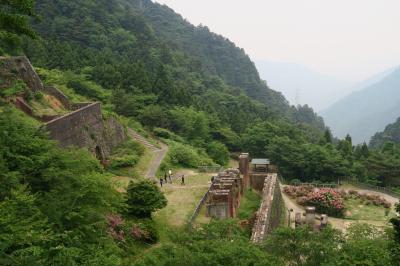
[0,0,37,54]
[126,180,167,218]
[0,0,400,265]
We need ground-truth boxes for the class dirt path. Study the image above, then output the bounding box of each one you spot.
[145,143,168,179]
[280,185,303,228]
[127,128,169,180]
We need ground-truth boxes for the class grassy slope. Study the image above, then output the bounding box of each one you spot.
[153,172,211,241]
[344,198,395,221]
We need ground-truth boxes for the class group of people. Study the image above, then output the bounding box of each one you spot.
[159,169,185,187]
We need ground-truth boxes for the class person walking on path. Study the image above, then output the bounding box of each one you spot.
[168,169,172,183]
[164,172,168,184]
[160,178,164,187]
[181,175,185,185]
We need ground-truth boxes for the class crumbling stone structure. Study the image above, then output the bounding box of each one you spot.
[0,56,43,91]
[239,153,250,188]
[45,102,126,159]
[0,56,126,159]
[251,173,284,243]
[294,207,329,231]
[206,169,243,219]
[239,153,284,242]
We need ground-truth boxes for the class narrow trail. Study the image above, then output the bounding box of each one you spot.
[127,128,168,179]
[145,143,168,179]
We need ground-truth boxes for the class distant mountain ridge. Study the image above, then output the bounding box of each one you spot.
[320,66,400,144]
[255,60,353,111]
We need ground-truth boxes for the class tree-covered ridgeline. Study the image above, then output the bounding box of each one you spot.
[1,0,400,265]
[0,0,38,54]
[370,117,400,148]
[2,0,399,186]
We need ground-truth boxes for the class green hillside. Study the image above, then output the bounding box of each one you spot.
[1,1,400,265]
[370,117,400,148]
[22,0,325,127]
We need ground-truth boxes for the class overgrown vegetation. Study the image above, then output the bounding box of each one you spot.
[126,180,167,219]
[1,0,400,265]
[108,139,145,176]
[0,107,171,264]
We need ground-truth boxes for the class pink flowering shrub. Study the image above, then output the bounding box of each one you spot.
[283,186,391,217]
[284,186,345,217]
[303,189,345,217]
[283,185,314,198]
[106,214,159,244]
[106,214,126,242]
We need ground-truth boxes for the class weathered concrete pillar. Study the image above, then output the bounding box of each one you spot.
[239,153,250,189]
[320,214,328,229]
[295,212,302,228]
[305,207,316,228]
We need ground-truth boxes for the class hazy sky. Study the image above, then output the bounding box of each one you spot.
[154,0,400,82]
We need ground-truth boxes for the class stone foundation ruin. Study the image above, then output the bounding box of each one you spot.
[0,56,126,159]
[206,169,243,219]
[251,173,283,242]
[294,206,329,231]
[199,153,284,242]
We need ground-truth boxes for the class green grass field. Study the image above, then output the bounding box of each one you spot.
[153,173,211,241]
[344,198,395,221]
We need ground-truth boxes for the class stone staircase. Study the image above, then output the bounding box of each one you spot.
[127,128,168,179]
[127,128,159,151]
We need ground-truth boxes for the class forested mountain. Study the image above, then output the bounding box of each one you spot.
[22,0,324,127]
[132,0,288,108]
[320,67,400,144]
[2,1,400,265]
[370,117,400,149]
[255,60,352,111]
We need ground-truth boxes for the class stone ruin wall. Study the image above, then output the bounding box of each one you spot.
[238,153,284,242]
[0,56,127,158]
[44,102,126,158]
[0,56,43,91]
[205,169,243,219]
[251,173,284,243]
[250,173,269,191]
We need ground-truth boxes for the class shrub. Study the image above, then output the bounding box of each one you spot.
[354,192,391,209]
[108,139,144,170]
[0,80,25,97]
[131,219,159,244]
[110,154,139,169]
[106,214,126,242]
[33,91,44,101]
[206,141,229,166]
[67,79,108,101]
[106,214,159,244]
[153,127,184,142]
[126,180,167,218]
[168,142,213,168]
[283,185,313,198]
[291,179,301,185]
[303,189,345,217]
[23,87,33,101]
[348,190,359,196]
